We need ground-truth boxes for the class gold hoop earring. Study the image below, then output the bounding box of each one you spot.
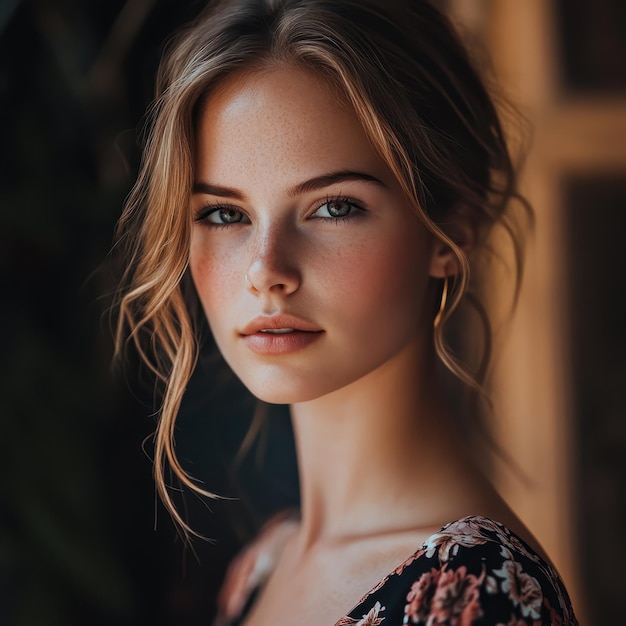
[433,275,449,330]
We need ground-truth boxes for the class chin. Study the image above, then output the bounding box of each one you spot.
[237,368,340,405]
[245,382,322,405]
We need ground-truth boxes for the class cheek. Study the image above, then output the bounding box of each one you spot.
[189,235,240,320]
[316,230,432,320]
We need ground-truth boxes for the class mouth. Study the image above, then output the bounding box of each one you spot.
[240,314,321,336]
[258,328,296,334]
[240,316,323,355]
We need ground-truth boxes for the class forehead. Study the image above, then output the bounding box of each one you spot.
[194,65,390,187]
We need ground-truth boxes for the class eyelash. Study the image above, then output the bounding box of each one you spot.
[312,195,364,224]
[194,195,365,229]
[194,203,248,229]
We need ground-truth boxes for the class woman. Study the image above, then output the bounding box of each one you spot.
[115,0,578,624]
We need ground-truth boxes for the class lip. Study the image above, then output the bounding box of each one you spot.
[240,314,322,335]
[240,314,323,355]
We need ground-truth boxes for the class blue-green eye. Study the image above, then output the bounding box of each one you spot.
[312,198,360,219]
[198,206,250,225]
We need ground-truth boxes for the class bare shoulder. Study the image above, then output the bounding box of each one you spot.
[216,511,298,625]
[466,481,552,564]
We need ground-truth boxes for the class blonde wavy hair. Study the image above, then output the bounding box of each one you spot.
[114,0,528,536]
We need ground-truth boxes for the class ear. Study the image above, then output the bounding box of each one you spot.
[428,211,476,279]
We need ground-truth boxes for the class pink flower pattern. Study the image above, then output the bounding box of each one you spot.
[403,564,484,625]
[492,560,543,619]
[337,601,386,625]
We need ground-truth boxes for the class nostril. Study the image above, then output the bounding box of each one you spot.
[245,255,300,295]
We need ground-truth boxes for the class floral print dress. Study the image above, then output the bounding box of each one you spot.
[215,515,578,626]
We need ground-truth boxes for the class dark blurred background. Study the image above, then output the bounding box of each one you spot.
[0,0,624,624]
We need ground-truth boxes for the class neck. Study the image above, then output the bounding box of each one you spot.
[289,338,475,550]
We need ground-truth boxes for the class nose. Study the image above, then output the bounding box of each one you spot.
[245,226,301,296]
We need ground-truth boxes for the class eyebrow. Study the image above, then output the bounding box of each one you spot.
[191,170,386,199]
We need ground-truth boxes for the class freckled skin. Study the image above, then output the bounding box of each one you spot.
[189,66,442,404]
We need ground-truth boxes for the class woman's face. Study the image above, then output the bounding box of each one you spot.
[190,65,441,404]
